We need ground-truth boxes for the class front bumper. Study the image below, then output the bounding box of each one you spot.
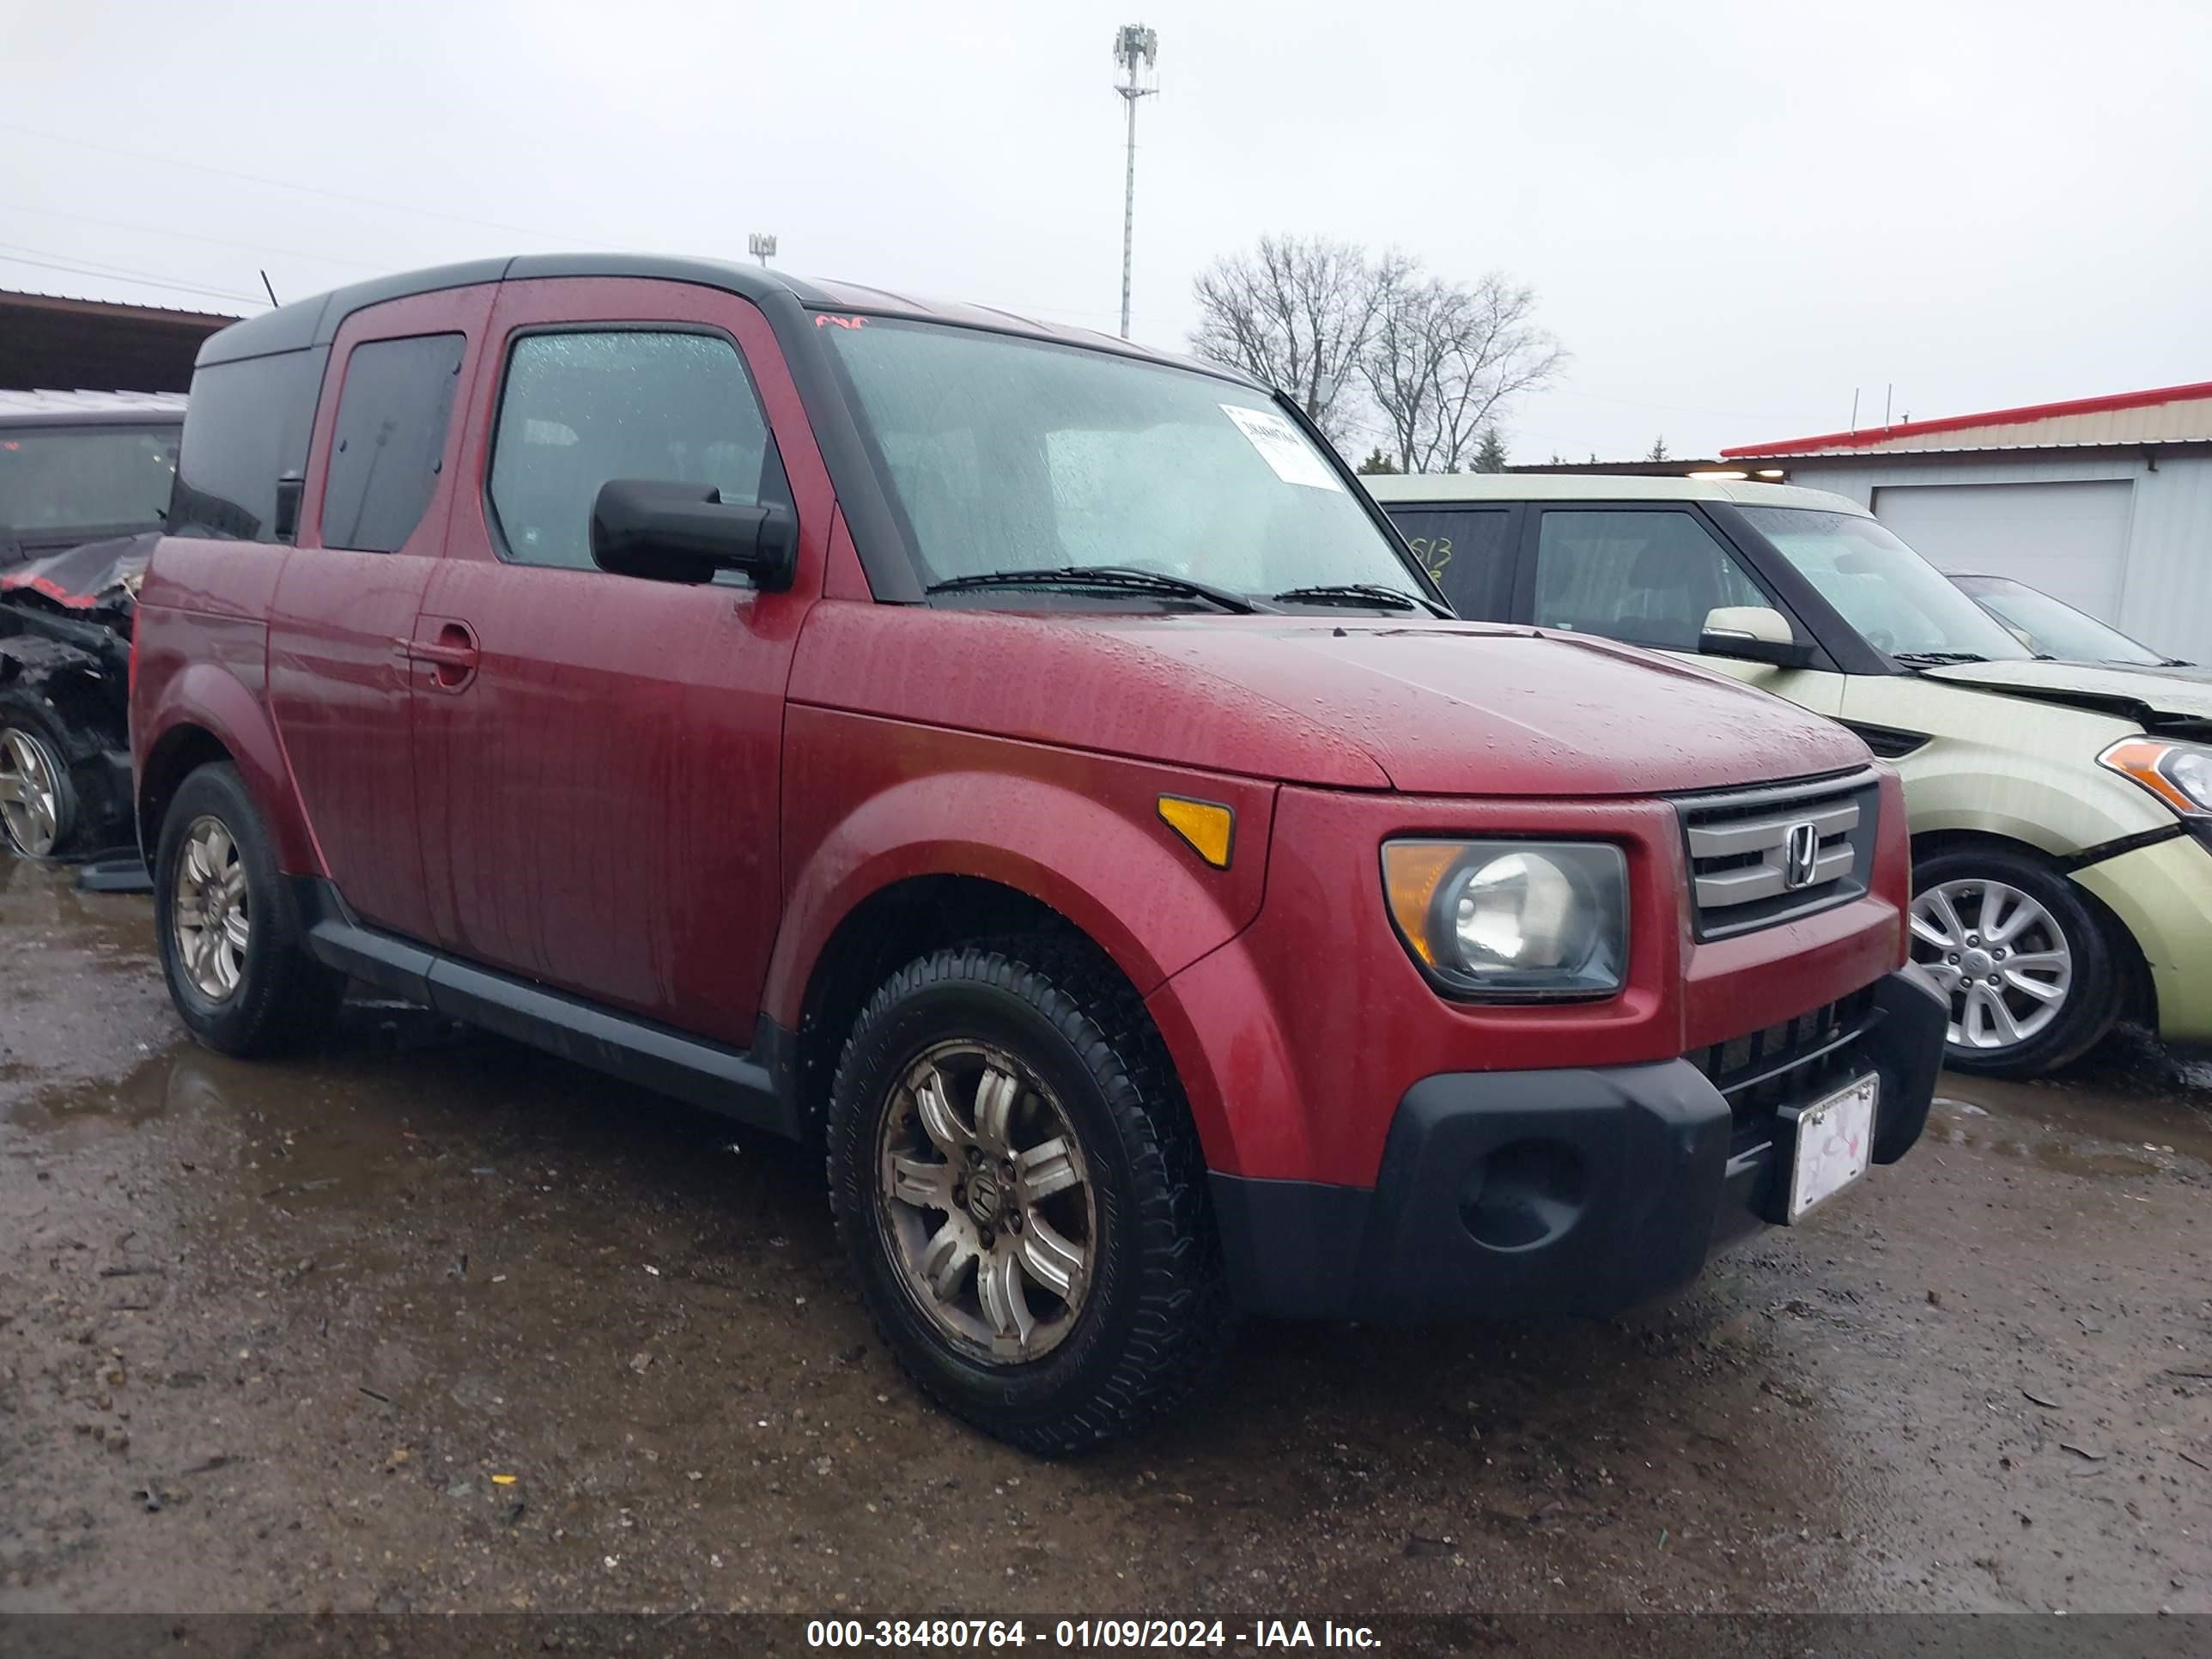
[2069,830,2212,1048]
[1209,968,1945,1320]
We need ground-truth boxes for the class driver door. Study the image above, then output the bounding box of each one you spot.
[1519,505,1846,717]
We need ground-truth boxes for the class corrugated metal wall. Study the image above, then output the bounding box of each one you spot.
[1784,453,2212,661]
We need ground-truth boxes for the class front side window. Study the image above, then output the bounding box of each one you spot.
[1739,506,2031,663]
[820,318,1425,604]
[488,331,786,572]
[1533,508,1771,651]
[321,333,465,553]
[0,425,179,535]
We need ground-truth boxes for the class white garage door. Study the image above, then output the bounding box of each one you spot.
[1871,480,2134,622]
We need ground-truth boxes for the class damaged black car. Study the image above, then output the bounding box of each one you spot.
[0,533,149,859]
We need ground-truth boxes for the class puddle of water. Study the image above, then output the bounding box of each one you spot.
[1922,1115,2167,1178]
[1933,1037,2212,1166]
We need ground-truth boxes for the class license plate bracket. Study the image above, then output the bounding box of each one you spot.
[1778,1073,1878,1222]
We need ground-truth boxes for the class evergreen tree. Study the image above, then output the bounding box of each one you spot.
[1356,447,1402,476]
[1646,435,1670,463]
[1474,426,1509,473]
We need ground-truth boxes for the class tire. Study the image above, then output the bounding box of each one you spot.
[826,939,1232,1455]
[0,696,80,859]
[1910,843,2122,1078]
[152,762,344,1056]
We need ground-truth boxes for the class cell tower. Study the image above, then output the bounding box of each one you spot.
[1112,24,1159,340]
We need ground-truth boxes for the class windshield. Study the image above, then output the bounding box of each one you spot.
[819,318,1425,603]
[1736,506,2032,662]
[0,426,179,534]
[1952,574,2171,665]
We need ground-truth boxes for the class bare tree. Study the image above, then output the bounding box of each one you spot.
[1365,272,1564,473]
[1189,236,1407,442]
[1360,275,1467,475]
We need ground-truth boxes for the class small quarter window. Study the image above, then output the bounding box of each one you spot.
[487,331,785,572]
[1383,507,1513,617]
[320,333,465,553]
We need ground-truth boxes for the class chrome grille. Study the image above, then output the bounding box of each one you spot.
[1675,770,1880,939]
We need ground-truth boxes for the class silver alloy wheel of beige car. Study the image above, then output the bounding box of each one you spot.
[876,1039,1096,1364]
[1910,878,2073,1053]
[173,814,251,1000]
[0,726,64,856]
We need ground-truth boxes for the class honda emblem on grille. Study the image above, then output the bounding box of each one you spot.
[1783,821,1820,890]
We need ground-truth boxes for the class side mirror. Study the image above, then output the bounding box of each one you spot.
[590,479,798,590]
[1699,605,1814,668]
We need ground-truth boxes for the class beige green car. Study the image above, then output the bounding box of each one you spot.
[1364,472,2212,1078]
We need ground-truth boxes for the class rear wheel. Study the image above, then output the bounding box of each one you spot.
[152,762,343,1056]
[0,701,78,858]
[826,939,1231,1455]
[1910,844,2120,1077]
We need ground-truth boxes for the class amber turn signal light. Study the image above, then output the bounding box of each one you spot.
[1379,842,1462,965]
[1158,796,1235,869]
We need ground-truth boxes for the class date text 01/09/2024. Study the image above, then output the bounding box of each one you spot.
[804,1619,1382,1649]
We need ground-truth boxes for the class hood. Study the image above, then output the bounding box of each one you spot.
[1923,659,2212,727]
[0,532,155,632]
[793,607,1873,797]
[2053,658,2212,687]
[1134,620,1871,795]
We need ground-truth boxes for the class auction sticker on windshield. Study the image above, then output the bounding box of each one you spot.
[1789,1074,1876,1220]
[1220,404,1343,491]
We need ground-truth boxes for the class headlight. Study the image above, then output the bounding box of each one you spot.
[1382,839,1628,1000]
[2097,738,2212,817]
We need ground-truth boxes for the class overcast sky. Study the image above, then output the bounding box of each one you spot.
[5,0,2208,459]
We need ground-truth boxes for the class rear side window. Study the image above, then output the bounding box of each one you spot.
[487,331,786,572]
[169,349,324,542]
[1533,508,1769,651]
[320,333,465,552]
[1383,506,1513,617]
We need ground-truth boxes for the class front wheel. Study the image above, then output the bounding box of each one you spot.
[0,701,79,858]
[1909,845,2121,1077]
[826,940,1232,1455]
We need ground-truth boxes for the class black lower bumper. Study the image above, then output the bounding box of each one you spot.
[1211,968,1946,1321]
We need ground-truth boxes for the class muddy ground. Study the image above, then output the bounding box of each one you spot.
[1,855,2207,1618]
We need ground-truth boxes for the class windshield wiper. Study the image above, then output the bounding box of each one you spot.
[926,565,1256,614]
[1892,650,1991,665]
[1271,581,1443,616]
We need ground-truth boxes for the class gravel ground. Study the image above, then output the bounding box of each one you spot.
[2,855,2207,1617]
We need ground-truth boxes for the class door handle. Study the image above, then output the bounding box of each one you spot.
[398,622,481,690]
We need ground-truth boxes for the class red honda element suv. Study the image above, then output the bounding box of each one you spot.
[130,257,1944,1452]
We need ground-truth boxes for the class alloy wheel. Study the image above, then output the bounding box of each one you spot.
[875,1039,1096,1364]
[1909,878,2072,1052]
[173,815,250,1000]
[0,726,64,856]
